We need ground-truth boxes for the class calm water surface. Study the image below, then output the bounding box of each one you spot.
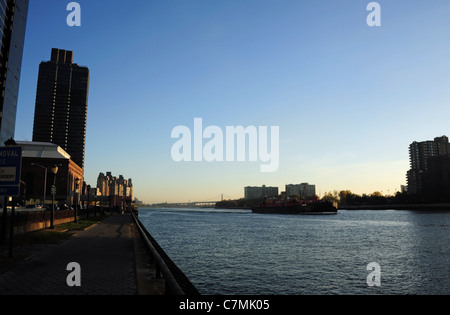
[139,208,450,295]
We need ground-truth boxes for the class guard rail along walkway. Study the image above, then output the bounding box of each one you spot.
[130,210,200,295]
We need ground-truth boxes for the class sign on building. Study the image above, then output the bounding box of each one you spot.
[0,147,22,197]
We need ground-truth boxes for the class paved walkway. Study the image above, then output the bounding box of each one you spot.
[0,214,144,295]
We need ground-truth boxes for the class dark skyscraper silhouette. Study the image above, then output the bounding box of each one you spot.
[32,48,90,168]
[0,0,29,145]
[407,136,450,195]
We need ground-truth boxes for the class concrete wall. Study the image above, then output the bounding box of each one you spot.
[13,216,78,235]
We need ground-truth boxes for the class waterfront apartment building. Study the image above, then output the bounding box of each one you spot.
[244,185,279,200]
[97,172,133,199]
[421,154,450,197]
[407,136,450,194]
[97,172,110,197]
[93,172,133,208]
[0,0,29,145]
[32,48,90,169]
[285,183,316,198]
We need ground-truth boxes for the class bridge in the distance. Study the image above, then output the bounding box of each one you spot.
[191,194,237,207]
[149,194,237,208]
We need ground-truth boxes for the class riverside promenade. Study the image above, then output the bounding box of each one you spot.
[0,213,164,295]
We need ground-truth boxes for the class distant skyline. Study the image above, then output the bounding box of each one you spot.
[14,1,450,204]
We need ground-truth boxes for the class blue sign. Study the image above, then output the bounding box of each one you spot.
[0,146,22,196]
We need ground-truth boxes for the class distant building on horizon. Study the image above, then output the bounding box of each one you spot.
[0,0,29,145]
[406,136,450,195]
[96,171,133,200]
[244,185,279,200]
[285,183,316,198]
[421,154,450,197]
[92,172,133,209]
[400,185,408,194]
[32,48,90,169]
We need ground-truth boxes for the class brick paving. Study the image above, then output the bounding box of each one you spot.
[0,214,138,295]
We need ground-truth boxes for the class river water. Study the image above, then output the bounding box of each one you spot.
[138,208,450,295]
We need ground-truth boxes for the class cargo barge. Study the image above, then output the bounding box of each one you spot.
[252,199,338,215]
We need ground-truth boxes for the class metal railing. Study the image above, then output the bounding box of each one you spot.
[130,210,200,295]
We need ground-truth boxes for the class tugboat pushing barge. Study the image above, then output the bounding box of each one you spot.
[252,197,338,215]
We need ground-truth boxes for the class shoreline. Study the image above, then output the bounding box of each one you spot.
[338,203,450,211]
[143,204,450,212]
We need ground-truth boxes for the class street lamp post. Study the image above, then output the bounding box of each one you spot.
[75,178,80,223]
[86,185,91,219]
[50,165,59,229]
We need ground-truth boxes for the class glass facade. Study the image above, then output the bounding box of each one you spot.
[0,0,29,145]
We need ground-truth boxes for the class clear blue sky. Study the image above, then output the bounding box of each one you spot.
[15,0,450,203]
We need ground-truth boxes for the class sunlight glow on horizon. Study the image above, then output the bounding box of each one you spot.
[14,1,450,204]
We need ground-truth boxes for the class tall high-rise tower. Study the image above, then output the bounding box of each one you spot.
[32,48,90,168]
[0,0,29,145]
